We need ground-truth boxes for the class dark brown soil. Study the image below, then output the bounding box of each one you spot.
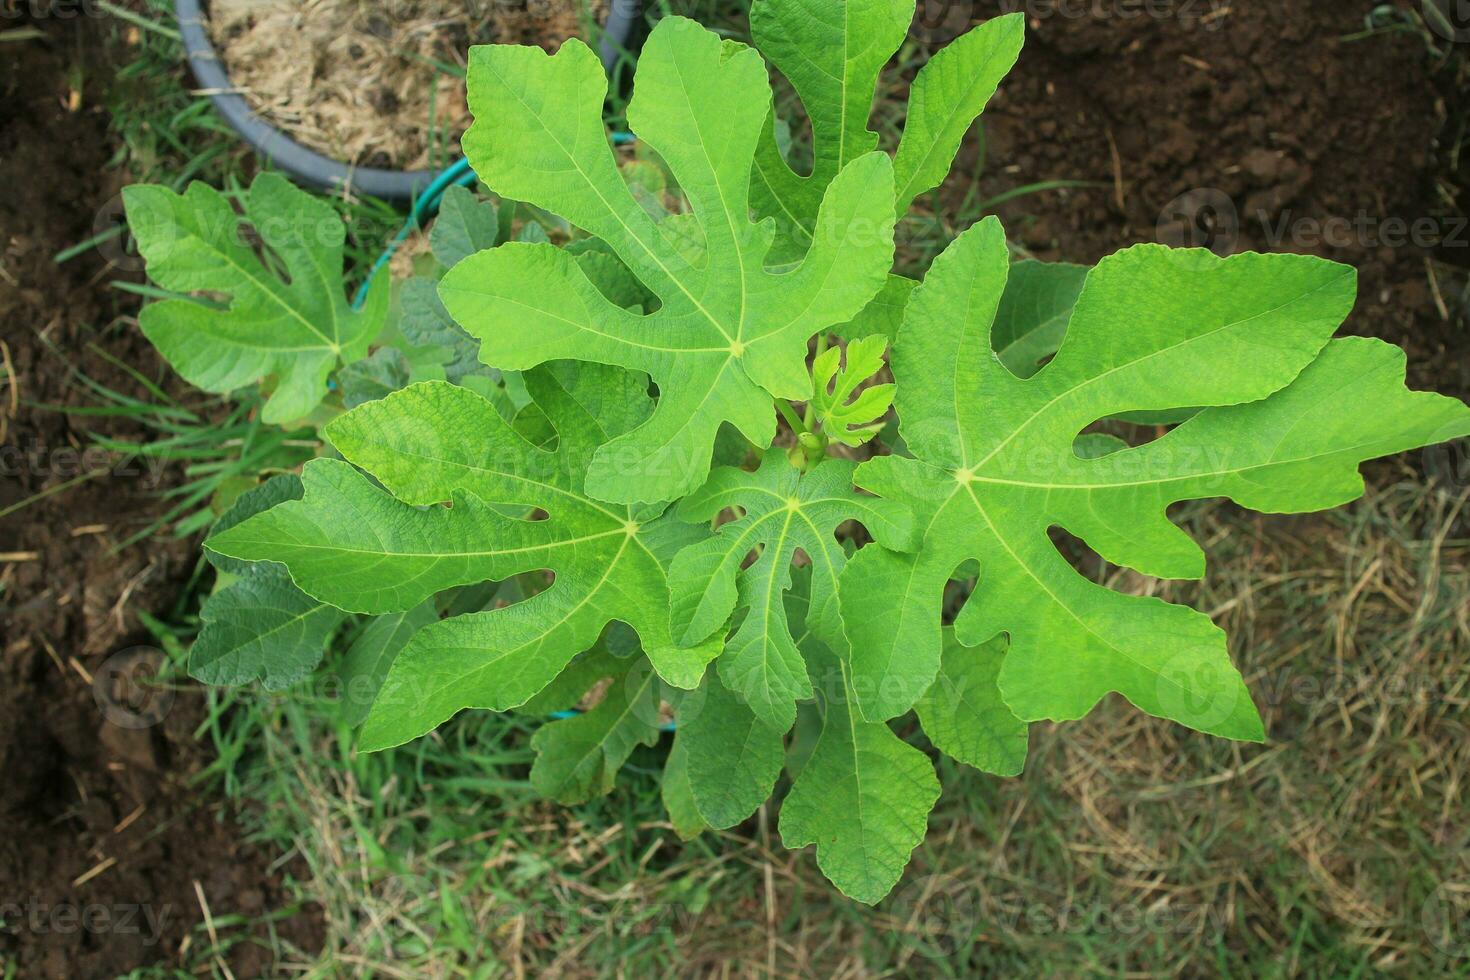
[950,0,1468,400]
[0,11,321,978]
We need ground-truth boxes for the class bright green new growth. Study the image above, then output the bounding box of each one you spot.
[810,336,897,447]
[112,0,1470,908]
[122,173,388,423]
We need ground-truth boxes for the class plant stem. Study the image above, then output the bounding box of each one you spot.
[804,334,830,430]
[776,398,808,436]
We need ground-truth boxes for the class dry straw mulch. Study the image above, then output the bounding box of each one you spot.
[209,0,606,171]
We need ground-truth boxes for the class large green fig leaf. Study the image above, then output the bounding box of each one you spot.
[428,184,501,268]
[660,736,711,840]
[990,259,1090,379]
[122,173,387,424]
[675,670,787,830]
[206,365,720,750]
[337,601,439,727]
[205,474,306,577]
[442,17,897,505]
[842,216,1470,738]
[670,450,915,731]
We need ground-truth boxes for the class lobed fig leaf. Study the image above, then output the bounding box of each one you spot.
[669,449,914,731]
[841,217,1470,739]
[206,365,722,751]
[122,173,387,424]
[442,17,898,505]
[810,335,896,447]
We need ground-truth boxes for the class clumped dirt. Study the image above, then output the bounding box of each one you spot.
[210,0,609,170]
[0,13,320,978]
[946,0,1468,401]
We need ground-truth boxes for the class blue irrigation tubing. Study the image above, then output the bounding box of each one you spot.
[349,130,637,312]
[348,157,478,311]
[550,708,677,733]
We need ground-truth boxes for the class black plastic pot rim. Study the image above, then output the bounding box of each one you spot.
[174,0,642,202]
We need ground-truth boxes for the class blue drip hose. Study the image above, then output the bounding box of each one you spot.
[349,157,478,310]
[550,708,677,733]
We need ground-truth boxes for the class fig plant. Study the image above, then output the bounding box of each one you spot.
[124,2,1470,904]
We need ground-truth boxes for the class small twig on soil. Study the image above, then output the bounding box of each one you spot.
[111,559,157,633]
[0,338,17,444]
[39,636,66,677]
[93,1,181,41]
[69,657,94,686]
[113,804,146,834]
[193,879,238,980]
[1,338,17,414]
[1201,5,1232,29]
[0,468,110,522]
[72,856,117,888]
[1425,257,1450,321]
[1104,127,1127,213]
[759,803,777,977]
